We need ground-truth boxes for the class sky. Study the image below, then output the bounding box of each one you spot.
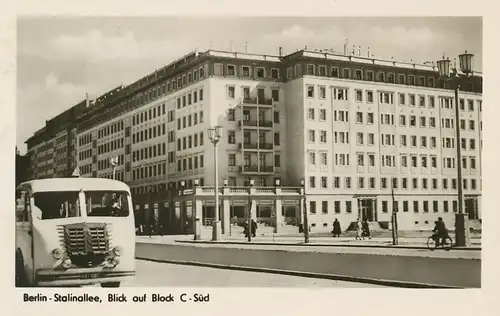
[16,16,482,154]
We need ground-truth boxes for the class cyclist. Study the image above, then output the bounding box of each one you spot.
[432,217,449,246]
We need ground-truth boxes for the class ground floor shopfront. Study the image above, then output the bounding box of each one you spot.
[132,185,481,235]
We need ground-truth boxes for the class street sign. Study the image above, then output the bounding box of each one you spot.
[71,167,81,177]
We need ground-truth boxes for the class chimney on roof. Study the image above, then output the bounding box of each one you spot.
[279,46,283,56]
[367,47,370,58]
[358,46,361,56]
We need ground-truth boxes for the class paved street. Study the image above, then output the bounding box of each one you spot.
[123,260,384,287]
[136,241,481,288]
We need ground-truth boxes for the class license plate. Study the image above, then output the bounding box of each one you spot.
[80,273,100,280]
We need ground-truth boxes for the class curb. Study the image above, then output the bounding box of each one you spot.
[175,240,482,251]
[135,256,462,289]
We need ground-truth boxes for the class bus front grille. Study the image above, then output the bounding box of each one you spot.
[60,223,111,267]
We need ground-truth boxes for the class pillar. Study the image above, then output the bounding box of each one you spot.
[274,199,283,234]
[249,186,257,220]
[194,199,202,240]
[222,187,230,234]
[175,201,182,234]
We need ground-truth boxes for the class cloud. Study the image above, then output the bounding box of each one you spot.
[16,73,96,151]
[20,29,194,63]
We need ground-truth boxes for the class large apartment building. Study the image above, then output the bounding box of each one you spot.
[24,48,482,232]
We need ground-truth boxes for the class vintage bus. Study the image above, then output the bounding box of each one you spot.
[15,178,136,287]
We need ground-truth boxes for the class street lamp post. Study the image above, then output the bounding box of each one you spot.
[110,156,119,180]
[194,179,201,240]
[436,51,474,247]
[247,179,254,242]
[207,126,223,241]
[391,178,399,246]
[300,178,310,244]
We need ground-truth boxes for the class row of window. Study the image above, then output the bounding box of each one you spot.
[305,85,482,112]
[296,63,437,88]
[176,88,204,109]
[132,162,167,181]
[216,63,280,80]
[308,150,478,171]
[80,163,92,175]
[177,132,205,151]
[308,200,462,215]
[311,109,479,133]
[128,67,205,111]
[132,143,167,162]
[226,86,280,102]
[227,153,281,168]
[98,138,124,154]
[177,153,205,172]
[132,123,166,144]
[78,149,92,161]
[313,129,478,151]
[98,120,124,139]
[132,103,166,126]
[97,154,124,171]
[307,175,479,191]
[79,133,92,147]
[176,111,204,130]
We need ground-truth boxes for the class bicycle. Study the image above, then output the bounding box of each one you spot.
[426,234,454,251]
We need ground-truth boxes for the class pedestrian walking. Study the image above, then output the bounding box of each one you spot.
[355,218,363,240]
[251,219,258,238]
[332,218,342,237]
[362,219,371,240]
[243,220,249,238]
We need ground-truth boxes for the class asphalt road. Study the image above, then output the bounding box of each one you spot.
[123,260,384,287]
[136,243,481,288]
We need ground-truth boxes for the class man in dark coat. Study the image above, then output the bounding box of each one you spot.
[332,219,342,237]
[251,219,257,237]
[432,217,449,246]
[362,219,371,239]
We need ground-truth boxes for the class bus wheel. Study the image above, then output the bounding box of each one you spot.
[16,249,28,287]
[101,282,121,288]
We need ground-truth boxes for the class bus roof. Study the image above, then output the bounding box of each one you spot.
[17,178,131,193]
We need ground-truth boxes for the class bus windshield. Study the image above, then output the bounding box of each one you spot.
[32,190,130,219]
[33,191,81,220]
[85,190,129,217]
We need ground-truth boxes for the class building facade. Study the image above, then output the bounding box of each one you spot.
[25,100,87,180]
[25,48,483,233]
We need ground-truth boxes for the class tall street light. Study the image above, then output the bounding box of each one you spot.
[300,178,310,243]
[436,51,474,247]
[207,126,223,241]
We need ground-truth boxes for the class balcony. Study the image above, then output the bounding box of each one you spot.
[242,97,274,107]
[239,120,258,128]
[239,142,258,150]
[258,142,274,150]
[239,165,274,174]
[258,120,273,128]
[239,165,259,173]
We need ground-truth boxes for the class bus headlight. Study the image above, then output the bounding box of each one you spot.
[51,248,64,259]
[62,258,72,269]
[112,246,123,257]
[111,257,120,266]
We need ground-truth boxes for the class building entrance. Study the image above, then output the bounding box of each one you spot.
[358,198,377,222]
